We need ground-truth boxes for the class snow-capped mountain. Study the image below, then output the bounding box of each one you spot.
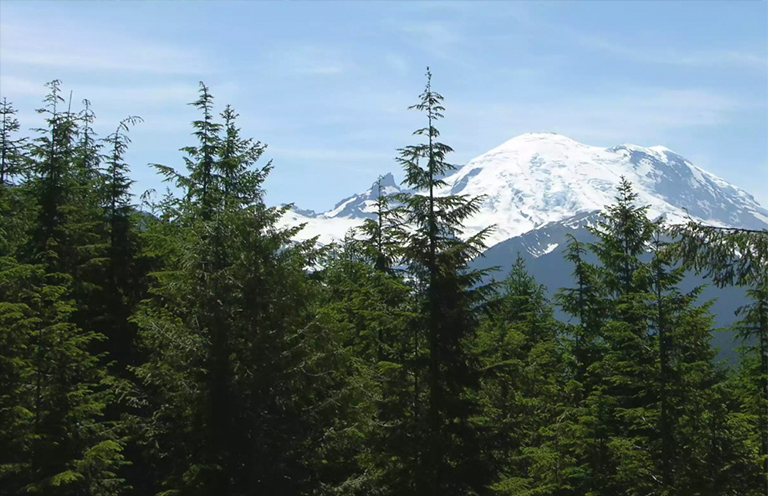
[279,132,768,248]
[279,173,406,244]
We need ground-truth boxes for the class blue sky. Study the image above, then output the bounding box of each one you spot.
[1,0,766,210]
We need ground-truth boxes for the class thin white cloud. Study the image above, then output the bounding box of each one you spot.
[476,7,767,73]
[447,87,744,155]
[0,20,210,75]
[0,75,48,99]
[1,75,196,106]
[391,20,464,61]
[264,45,352,76]
[552,25,767,72]
[269,146,392,164]
[384,52,410,75]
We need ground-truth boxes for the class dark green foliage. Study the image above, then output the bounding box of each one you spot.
[669,221,768,287]
[393,68,496,495]
[732,276,768,494]
[0,257,126,495]
[0,97,28,185]
[312,240,417,494]
[96,115,145,372]
[354,176,405,273]
[670,211,768,493]
[543,179,753,495]
[1,81,127,495]
[132,86,346,495]
[1,78,765,496]
[474,255,569,494]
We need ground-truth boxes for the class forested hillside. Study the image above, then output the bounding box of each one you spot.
[1,75,766,495]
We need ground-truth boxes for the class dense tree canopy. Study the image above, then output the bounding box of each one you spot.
[0,75,765,495]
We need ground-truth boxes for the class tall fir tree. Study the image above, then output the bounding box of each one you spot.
[3,76,766,496]
[394,68,495,495]
[0,97,32,259]
[354,176,404,274]
[98,115,144,371]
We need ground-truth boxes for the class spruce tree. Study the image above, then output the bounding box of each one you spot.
[669,221,767,288]
[311,237,417,493]
[553,180,656,495]
[556,234,609,390]
[568,179,656,494]
[0,97,32,259]
[646,232,726,495]
[354,176,404,274]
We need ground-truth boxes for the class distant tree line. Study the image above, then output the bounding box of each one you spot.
[0,72,766,495]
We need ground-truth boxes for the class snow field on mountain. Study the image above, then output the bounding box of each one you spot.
[278,133,768,247]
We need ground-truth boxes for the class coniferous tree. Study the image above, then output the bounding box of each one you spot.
[3,76,766,496]
[0,97,28,185]
[646,232,727,495]
[304,178,422,494]
[556,234,609,390]
[474,255,567,494]
[587,178,659,495]
[669,221,768,288]
[134,85,340,495]
[354,176,404,274]
[733,274,768,494]
[670,211,768,493]
[311,237,416,494]
[76,99,102,183]
[0,80,126,495]
[69,98,112,339]
[394,68,495,495]
[552,235,614,496]
[554,181,750,495]
[0,98,32,260]
[553,179,658,495]
[98,115,144,371]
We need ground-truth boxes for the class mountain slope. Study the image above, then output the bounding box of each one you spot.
[278,173,404,244]
[279,133,768,246]
[441,133,767,245]
[473,212,749,360]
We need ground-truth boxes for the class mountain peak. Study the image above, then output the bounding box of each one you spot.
[280,134,768,247]
[499,132,582,146]
[373,172,397,189]
[486,133,591,158]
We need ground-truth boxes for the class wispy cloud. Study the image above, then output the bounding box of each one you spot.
[571,31,767,71]
[263,45,352,76]
[477,7,767,73]
[0,20,210,75]
[447,87,744,155]
[384,52,409,75]
[390,20,464,61]
[1,75,197,106]
[268,146,392,165]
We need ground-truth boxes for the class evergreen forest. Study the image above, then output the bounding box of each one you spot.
[1,73,767,495]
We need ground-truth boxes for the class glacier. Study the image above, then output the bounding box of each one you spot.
[278,132,768,249]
